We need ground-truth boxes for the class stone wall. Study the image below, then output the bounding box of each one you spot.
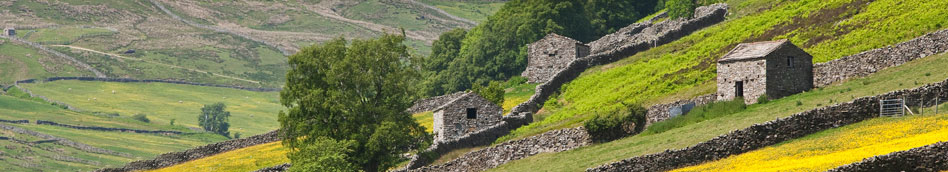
[645,94,717,126]
[0,119,29,124]
[432,93,503,142]
[827,141,948,172]
[522,34,590,83]
[587,78,948,172]
[13,77,281,92]
[407,92,466,114]
[400,4,729,170]
[814,28,948,87]
[35,120,182,135]
[254,163,292,172]
[408,127,590,172]
[0,123,128,157]
[764,43,814,100]
[96,130,280,172]
[716,59,767,104]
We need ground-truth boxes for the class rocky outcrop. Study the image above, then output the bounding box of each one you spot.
[587,78,948,172]
[401,4,729,170]
[409,127,590,172]
[814,28,948,87]
[95,130,281,172]
[828,141,948,172]
[35,120,182,135]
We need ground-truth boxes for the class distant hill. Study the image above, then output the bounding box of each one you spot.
[0,0,505,87]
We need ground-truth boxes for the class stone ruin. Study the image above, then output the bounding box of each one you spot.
[521,33,590,83]
[431,92,503,142]
[717,39,814,104]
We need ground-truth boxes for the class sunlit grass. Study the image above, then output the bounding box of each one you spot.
[149,141,289,172]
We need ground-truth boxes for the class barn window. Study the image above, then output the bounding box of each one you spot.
[466,108,477,119]
[787,56,794,68]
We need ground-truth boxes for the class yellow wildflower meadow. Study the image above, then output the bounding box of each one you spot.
[149,141,289,172]
[674,113,948,172]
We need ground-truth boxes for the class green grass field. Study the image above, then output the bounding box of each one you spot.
[498,0,948,143]
[19,80,284,136]
[22,27,115,44]
[420,0,505,23]
[491,48,948,171]
[0,38,88,83]
[0,93,228,171]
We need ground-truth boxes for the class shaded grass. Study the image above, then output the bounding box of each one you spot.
[674,113,948,172]
[490,50,948,172]
[20,80,284,136]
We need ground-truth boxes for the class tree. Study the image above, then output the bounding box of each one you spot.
[199,102,231,137]
[667,0,697,19]
[470,81,505,105]
[279,33,429,172]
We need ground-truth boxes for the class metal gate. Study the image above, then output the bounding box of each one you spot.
[880,99,905,117]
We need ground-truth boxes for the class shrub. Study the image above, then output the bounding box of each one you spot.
[132,114,150,123]
[666,0,696,19]
[584,104,647,141]
[233,132,241,139]
[756,94,770,104]
[641,98,746,135]
[506,76,528,87]
[470,81,505,105]
[796,100,803,106]
[170,119,175,126]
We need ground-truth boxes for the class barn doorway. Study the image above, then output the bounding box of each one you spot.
[735,81,744,98]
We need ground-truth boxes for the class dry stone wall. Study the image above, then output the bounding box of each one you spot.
[14,77,280,92]
[645,94,717,126]
[587,78,948,172]
[828,141,948,172]
[408,127,590,172]
[96,130,280,172]
[0,123,128,157]
[35,120,182,135]
[814,28,948,87]
[400,4,729,170]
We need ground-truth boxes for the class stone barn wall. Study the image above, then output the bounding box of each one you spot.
[716,59,768,104]
[587,78,948,172]
[432,93,503,142]
[522,34,590,83]
[764,44,814,99]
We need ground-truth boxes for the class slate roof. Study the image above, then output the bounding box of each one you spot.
[539,33,585,45]
[718,39,789,62]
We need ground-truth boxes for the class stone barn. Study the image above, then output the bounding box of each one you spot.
[717,39,813,104]
[521,33,590,83]
[431,92,503,142]
[3,27,13,37]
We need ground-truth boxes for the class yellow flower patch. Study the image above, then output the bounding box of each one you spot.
[674,113,948,172]
[149,141,289,172]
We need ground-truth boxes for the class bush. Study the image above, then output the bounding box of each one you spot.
[584,104,647,141]
[666,0,696,19]
[233,132,241,139]
[641,98,746,135]
[132,114,150,123]
[756,94,770,104]
[170,119,175,126]
[506,76,528,87]
[470,81,505,105]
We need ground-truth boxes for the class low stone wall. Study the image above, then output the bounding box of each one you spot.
[400,4,729,170]
[828,141,948,172]
[13,77,280,92]
[35,120,182,135]
[645,94,717,126]
[254,163,292,172]
[0,123,128,157]
[96,130,281,172]
[0,119,29,124]
[409,127,590,172]
[814,28,948,87]
[587,78,948,172]
[407,92,466,114]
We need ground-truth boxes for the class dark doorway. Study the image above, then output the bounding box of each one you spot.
[466,108,477,119]
[735,81,744,98]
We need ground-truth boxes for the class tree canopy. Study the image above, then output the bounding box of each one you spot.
[199,102,230,137]
[421,0,662,96]
[279,33,429,172]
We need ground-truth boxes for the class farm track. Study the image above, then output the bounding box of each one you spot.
[48,45,262,84]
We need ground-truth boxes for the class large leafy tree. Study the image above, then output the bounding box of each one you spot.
[198,102,231,137]
[279,33,429,172]
[421,0,661,96]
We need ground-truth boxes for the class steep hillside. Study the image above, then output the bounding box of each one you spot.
[492,38,948,171]
[0,0,503,87]
[0,37,91,83]
[498,0,948,143]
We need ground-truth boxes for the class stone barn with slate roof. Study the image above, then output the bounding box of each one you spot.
[431,92,503,142]
[522,33,590,83]
[717,39,813,104]
[3,27,14,37]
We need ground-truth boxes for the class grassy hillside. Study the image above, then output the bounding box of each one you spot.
[498,0,948,143]
[0,38,89,83]
[491,48,948,171]
[0,94,228,171]
[673,112,948,172]
[19,80,283,136]
[419,0,506,23]
[148,141,289,172]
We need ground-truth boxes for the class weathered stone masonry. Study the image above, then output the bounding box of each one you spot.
[407,92,466,114]
[588,78,948,172]
[408,127,590,172]
[814,28,948,87]
[431,92,503,142]
[522,34,590,83]
[717,40,814,104]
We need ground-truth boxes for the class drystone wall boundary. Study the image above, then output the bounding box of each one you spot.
[400,4,729,170]
[587,78,948,172]
[14,77,280,92]
[0,123,129,157]
[35,120,182,135]
[408,127,590,172]
[828,141,948,172]
[645,94,717,125]
[814,28,948,87]
[254,163,292,172]
[96,130,280,172]
[0,119,29,124]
